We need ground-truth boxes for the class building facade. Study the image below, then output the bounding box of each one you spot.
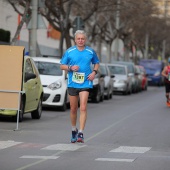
[0,1,61,57]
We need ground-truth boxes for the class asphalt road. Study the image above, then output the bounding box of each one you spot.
[1,86,170,170]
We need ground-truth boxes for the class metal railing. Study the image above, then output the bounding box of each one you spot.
[0,90,24,131]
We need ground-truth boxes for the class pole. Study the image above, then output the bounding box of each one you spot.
[144,33,149,59]
[162,0,168,61]
[115,0,120,61]
[30,0,38,57]
[162,40,166,61]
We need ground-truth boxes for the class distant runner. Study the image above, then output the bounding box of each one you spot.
[162,58,170,106]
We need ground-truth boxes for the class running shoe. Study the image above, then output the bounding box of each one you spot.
[71,129,78,143]
[77,132,84,143]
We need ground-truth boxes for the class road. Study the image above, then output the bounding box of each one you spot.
[0,86,170,170]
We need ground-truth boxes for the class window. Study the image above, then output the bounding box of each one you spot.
[35,61,62,76]
[25,59,34,74]
[108,66,125,75]
[100,65,107,76]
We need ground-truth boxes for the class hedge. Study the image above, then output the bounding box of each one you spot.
[0,29,11,43]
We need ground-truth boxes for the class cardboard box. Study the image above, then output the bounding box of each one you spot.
[0,45,24,109]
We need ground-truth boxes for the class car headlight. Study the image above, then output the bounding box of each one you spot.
[93,78,99,85]
[47,81,62,90]
[154,71,160,77]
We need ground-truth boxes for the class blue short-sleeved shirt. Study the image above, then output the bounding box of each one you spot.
[60,45,100,88]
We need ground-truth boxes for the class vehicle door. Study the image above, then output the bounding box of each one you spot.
[24,58,39,111]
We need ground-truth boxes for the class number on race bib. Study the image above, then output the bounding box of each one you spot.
[72,72,85,84]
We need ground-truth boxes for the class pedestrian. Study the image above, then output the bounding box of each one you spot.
[161,57,170,106]
[60,30,100,143]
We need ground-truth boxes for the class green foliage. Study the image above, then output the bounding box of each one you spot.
[0,29,11,43]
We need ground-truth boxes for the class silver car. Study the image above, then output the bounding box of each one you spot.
[107,63,132,95]
[113,61,137,93]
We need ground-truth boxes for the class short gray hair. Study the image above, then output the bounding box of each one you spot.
[74,30,87,38]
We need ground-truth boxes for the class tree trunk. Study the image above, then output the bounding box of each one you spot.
[11,0,30,45]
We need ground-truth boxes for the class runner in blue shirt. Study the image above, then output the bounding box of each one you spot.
[60,30,99,143]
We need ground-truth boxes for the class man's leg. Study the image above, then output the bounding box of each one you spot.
[164,83,170,107]
[69,95,79,128]
[69,95,79,143]
[165,83,169,102]
[77,91,89,143]
[79,91,89,131]
[167,83,170,104]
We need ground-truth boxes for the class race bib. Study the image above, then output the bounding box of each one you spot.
[72,72,85,84]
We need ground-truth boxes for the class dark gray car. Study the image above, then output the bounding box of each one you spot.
[99,63,114,99]
[88,67,105,103]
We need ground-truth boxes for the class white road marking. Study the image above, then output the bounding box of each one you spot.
[20,156,59,159]
[95,158,135,162]
[110,146,151,153]
[0,140,22,149]
[42,143,86,151]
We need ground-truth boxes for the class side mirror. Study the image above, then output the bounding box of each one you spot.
[38,68,44,74]
[100,74,105,78]
[65,71,68,79]
[25,72,36,82]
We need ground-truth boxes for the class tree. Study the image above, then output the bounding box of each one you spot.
[5,0,170,61]
[4,0,31,45]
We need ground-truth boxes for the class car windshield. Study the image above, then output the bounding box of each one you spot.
[108,65,125,75]
[35,61,62,76]
[139,60,163,70]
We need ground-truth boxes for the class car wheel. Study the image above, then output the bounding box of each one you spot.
[123,88,128,95]
[31,96,42,119]
[92,87,101,103]
[128,87,132,95]
[109,92,112,99]
[105,91,110,100]
[100,92,104,102]
[61,93,67,111]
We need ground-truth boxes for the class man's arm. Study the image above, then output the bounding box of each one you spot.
[162,66,168,78]
[93,63,99,73]
[60,64,69,71]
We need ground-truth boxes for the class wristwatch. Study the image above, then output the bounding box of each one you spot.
[68,65,72,71]
[93,70,97,74]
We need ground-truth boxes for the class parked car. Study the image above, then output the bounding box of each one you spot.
[0,55,44,122]
[139,59,164,86]
[138,65,148,90]
[99,63,114,99]
[135,65,143,92]
[113,61,138,93]
[89,67,105,103]
[107,63,132,95]
[32,57,69,111]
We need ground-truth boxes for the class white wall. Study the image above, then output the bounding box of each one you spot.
[0,1,60,49]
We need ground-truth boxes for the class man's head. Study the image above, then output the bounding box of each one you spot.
[74,30,86,48]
